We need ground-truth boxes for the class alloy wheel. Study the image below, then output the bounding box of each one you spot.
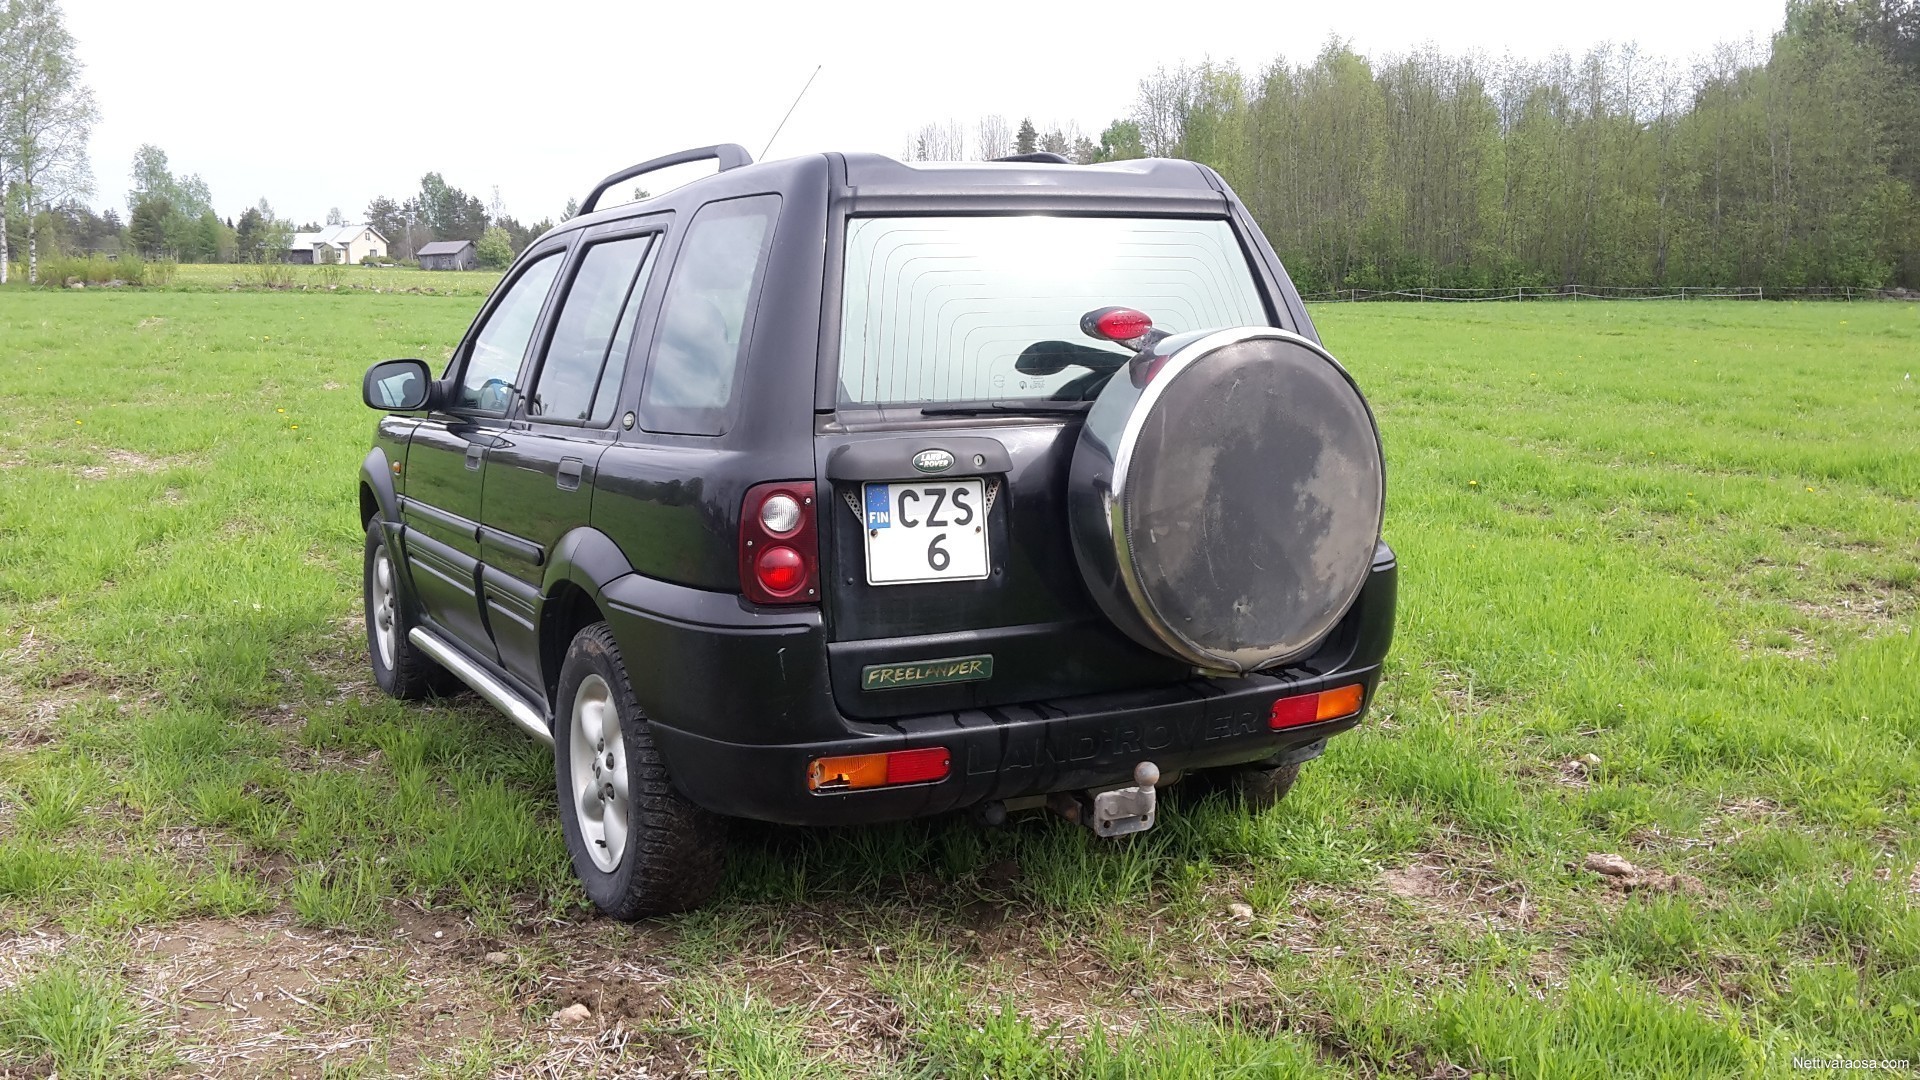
[372,551,398,669]
[568,673,629,871]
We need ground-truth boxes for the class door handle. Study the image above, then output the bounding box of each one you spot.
[557,458,584,491]
[465,443,485,471]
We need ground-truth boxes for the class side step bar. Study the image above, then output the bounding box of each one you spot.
[408,627,553,746]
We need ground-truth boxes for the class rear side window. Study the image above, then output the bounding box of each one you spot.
[838,216,1267,405]
[639,195,780,435]
[528,235,658,425]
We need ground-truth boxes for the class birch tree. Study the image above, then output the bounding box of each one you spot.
[0,0,96,284]
[900,3,1920,290]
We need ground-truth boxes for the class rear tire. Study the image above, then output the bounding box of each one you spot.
[555,622,725,919]
[1224,761,1301,813]
[363,522,455,700]
[1180,761,1303,814]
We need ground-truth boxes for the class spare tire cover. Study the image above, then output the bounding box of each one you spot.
[1067,327,1384,672]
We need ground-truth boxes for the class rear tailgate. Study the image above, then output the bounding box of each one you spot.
[818,420,1185,720]
[817,213,1277,721]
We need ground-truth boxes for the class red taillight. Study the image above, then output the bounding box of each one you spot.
[881,747,951,784]
[740,481,817,605]
[1269,683,1367,730]
[1082,305,1155,344]
[756,546,804,594]
[807,746,952,792]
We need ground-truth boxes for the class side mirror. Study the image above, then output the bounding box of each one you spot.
[362,358,437,411]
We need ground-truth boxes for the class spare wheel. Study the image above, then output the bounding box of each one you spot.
[1067,327,1384,673]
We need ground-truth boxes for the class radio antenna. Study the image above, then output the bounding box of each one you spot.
[760,64,822,160]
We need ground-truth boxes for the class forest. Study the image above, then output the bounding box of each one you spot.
[915,1,1920,291]
[6,0,1918,289]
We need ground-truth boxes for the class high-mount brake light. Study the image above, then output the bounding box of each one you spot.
[1081,306,1156,345]
[1268,683,1367,730]
[740,481,818,605]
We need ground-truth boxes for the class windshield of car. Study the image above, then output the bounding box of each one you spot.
[836,215,1268,406]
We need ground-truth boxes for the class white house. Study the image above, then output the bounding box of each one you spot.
[285,224,387,265]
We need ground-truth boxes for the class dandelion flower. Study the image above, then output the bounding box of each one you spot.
[1469,480,1479,486]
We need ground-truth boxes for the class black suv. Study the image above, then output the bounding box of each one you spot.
[358,145,1396,918]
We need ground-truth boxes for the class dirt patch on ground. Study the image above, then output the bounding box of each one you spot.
[77,448,199,481]
[1735,625,1828,662]
[1791,586,1915,637]
[128,913,537,1077]
[0,630,66,749]
[0,930,69,994]
[1378,853,1537,930]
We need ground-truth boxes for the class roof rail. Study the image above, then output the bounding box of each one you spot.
[580,144,754,215]
[992,152,1073,164]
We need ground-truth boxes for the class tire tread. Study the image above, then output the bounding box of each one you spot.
[560,623,725,919]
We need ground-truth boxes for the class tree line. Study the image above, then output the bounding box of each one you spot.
[9,0,1917,289]
[914,0,1920,291]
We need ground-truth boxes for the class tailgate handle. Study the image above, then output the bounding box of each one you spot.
[556,458,584,491]
[826,436,1013,480]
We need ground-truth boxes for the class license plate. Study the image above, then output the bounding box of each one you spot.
[862,479,990,585]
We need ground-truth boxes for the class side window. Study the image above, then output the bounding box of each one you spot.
[639,194,779,435]
[457,251,563,412]
[527,236,658,425]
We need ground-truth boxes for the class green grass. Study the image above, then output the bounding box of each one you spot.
[0,293,1916,1074]
[0,955,157,1078]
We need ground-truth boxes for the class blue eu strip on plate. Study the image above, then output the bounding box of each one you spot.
[865,484,891,529]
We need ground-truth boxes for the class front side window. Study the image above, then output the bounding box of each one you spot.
[837,216,1268,405]
[457,251,563,411]
[639,195,779,435]
[528,236,657,424]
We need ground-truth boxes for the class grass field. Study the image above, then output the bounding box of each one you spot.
[0,291,1916,1077]
[162,261,505,296]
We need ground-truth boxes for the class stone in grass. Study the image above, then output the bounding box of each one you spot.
[1585,853,1636,877]
[551,1002,593,1026]
[484,951,510,965]
[1583,852,1701,894]
[1227,902,1255,923]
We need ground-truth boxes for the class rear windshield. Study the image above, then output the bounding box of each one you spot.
[837,215,1267,406]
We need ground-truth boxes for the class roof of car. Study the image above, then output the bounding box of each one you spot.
[543,152,1231,247]
[836,154,1220,199]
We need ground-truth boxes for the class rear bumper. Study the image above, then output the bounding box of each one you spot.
[650,666,1378,825]
[616,542,1395,826]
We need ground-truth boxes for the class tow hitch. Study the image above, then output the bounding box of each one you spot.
[1049,761,1161,838]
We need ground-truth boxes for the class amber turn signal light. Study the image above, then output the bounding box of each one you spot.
[1268,683,1366,730]
[808,747,951,792]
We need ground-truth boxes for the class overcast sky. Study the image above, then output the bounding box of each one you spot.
[65,0,1785,226]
